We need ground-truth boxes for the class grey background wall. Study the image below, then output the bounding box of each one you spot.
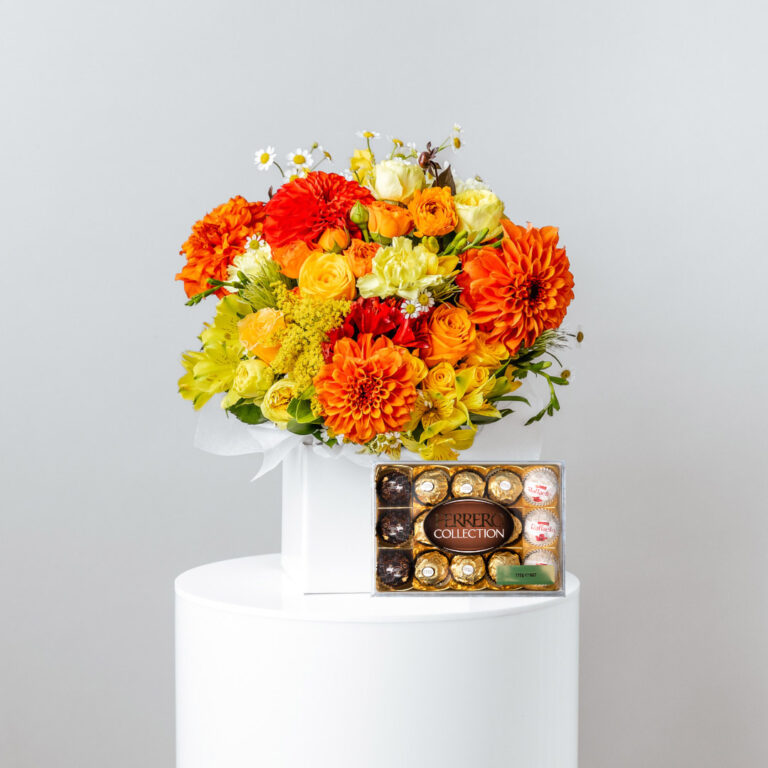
[2,0,766,766]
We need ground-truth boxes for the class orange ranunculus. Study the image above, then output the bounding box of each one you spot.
[298,250,356,301]
[238,308,286,364]
[314,334,417,444]
[366,201,413,238]
[457,219,574,354]
[423,304,477,367]
[272,240,314,279]
[177,196,265,299]
[318,227,351,253]
[407,187,458,237]
[343,238,380,278]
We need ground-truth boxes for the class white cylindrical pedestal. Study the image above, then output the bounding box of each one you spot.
[176,555,579,768]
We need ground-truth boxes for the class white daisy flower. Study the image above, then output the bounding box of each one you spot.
[254,146,276,170]
[416,291,435,311]
[400,299,423,318]
[341,169,355,181]
[451,124,463,151]
[286,148,312,171]
[356,130,380,139]
[406,141,418,152]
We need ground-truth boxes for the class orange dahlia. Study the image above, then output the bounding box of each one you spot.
[177,196,265,299]
[314,334,417,444]
[457,219,574,354]
[263,172,374,250]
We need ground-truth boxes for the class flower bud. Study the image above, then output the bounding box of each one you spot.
[318,227,350,253]
[349,200,369,225]
[422,236,439,254]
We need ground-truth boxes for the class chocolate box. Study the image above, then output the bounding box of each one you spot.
[374,462,565,595]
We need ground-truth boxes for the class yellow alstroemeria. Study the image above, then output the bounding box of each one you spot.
[178,343,241,410]
[200,295,251,352]
[402,429,476,461]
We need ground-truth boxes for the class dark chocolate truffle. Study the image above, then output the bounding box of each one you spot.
[376,469,411,506]
[377,507,413,545]
[377,549,413,588]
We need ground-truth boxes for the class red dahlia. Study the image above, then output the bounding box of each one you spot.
[263,171,374,250]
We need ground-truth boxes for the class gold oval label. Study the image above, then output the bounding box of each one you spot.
[423,498,515,554]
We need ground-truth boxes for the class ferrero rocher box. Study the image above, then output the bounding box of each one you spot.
[374,462,565,595]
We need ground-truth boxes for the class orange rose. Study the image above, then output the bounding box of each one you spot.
[318,227,351,253]
[343,238,380,278]
[423,304,477,367]
[408,187,458,237]
[272,240,314,279]
[298,250,356,301]
[238,308,286,364]
[366,201,413,238]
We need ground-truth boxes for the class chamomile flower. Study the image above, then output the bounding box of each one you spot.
[400,298,423,318]
[340,169,355,181]
[286,148,312,172]
[416,290,435,312]
[314,144,332,160]
[451,123,463,151]
[356,130,380,139]
[254,146,276,170]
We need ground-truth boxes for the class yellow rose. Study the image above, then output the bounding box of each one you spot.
[220,359,275,408]
[261,378,299,427]
[424,362,457,398]
[458,365,492,393]
[298,250,356,301]
[402,351,429,384]
[238,308,285,364]
[453,188,504,239]
[371,159,425,203]
[464,331,510,368]
[233,359,274,401]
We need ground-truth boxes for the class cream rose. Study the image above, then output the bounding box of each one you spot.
[371,159,425,203]
[453,188,504,239]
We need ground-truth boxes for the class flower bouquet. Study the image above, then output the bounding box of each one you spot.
[178,128,577,466]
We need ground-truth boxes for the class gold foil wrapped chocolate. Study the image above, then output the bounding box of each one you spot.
[451,470,485,498]
[450,555,486,585]
[414,551,449,587]
[414,469,449,505]
[488,550,520,585]
[486,470,523,504]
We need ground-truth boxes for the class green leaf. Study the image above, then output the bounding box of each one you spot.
[227,401,266,425]
[494,394,531,405]
[286,420,317,436]
[434,164,456,194]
